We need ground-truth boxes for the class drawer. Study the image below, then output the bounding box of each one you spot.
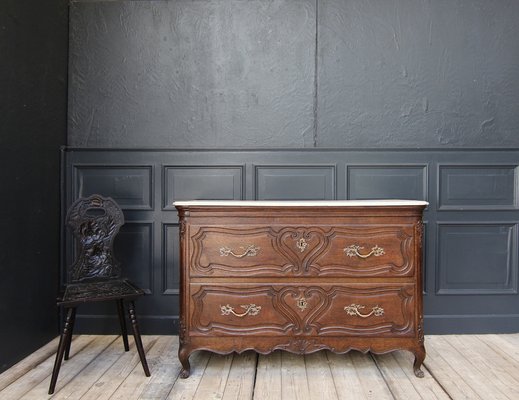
[315,225,416,277]
[189,283,416,337]
[189,224,416,277]
[189,226,290,276]
[189,285,295,336]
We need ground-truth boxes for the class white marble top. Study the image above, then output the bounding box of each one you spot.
[174,200,429,207]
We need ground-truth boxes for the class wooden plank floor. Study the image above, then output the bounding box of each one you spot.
[1,334,518,399]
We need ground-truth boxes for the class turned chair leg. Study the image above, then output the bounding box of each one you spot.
[63,307,76,360]
[49,307,75,395]
[128,301,150,376]
[116,299,130,351]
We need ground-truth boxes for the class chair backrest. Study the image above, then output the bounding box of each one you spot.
[66,194,125,282]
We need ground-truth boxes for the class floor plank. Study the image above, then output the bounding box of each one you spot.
[1,334,519,400]
[472,335,519,382]
[21,335,117,399]
[327,352,373,400]
[0,335,96,399]
[422,336,482,400]
[349,351,394,400]
[252,352,282,400]
[445,335,519,400]
[305,351,339,400]
[222,351,257,400]
[52,337,137,400]
[108,335,174,400]
[167,351,211,400]
[0,336,60,392]
[373,353,422,400]
[498,333,519,348]
[374,351,450,400]
[138,336,181,400]
[281,352,311,400]
[79,335,159,400]
[478,334,519,365]
[191,353,233,400]
[426,335,509,400]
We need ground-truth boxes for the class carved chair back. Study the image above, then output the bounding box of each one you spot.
[66,194,124,283]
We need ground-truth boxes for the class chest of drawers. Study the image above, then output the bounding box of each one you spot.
[174,200,428,378]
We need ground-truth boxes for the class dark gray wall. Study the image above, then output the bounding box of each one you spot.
[69,0,316,147]
[65,0,519,334]
[69,0,519,148]
[0,1,68,372]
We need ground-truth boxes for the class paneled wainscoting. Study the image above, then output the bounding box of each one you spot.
[1,334,518,399]
[62,149,519,334]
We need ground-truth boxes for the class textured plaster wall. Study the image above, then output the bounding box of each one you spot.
[69,0,519,148]
[318,0,519,148]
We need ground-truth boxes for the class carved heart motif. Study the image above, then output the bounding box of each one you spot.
[276,286,331,334]
[274,227,331,274]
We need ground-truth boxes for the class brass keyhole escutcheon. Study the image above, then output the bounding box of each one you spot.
[296,238,308,252]
[296,297,308,312]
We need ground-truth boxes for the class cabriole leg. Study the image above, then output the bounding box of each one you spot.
[413,346,426,378]
[178,346,191,378]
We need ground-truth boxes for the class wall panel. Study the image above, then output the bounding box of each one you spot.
[438,165,518,210]
[75,166,153,210]
[115,222,154,294]
[63,149,519,334]
[163,166,244,209]
[163,224,180,295]
[436,223,517,295]
[255,165,335,200]
[347,165,427,201]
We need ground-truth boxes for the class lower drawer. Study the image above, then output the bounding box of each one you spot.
[189,283,416,337]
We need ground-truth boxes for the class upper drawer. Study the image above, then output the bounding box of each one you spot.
[188,224,417,277]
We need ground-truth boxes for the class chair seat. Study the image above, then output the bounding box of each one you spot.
[60,279,144,305]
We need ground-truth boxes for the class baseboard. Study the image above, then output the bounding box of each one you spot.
[73,315,180,335]
[424,314,519,334]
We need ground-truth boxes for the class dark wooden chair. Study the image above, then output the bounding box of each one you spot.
[49,194,150,394]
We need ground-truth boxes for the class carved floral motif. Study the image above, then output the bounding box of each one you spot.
[415,220,424,256]
[179,219,186,236]
[275,338,329,353]
[179,318,190,345]
[417,314,425,345]
[66,195,124,282]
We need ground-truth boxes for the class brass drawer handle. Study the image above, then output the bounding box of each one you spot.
[344,244,385,259]
[344,303,384,318]
[220,304,262,317]
[220,244,260,258]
